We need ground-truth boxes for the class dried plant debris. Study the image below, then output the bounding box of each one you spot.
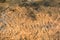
[1,0,59,7]
[19,36,28,40]
[17,0,60,7]
[0,7,4,12]
[27,10,37,21]
[33,31,38,39]
[0,19,6,31]
[42,21,57,31]
[0,0,6,3]
[0,6,9,13]
[43,23,52,30]
[43,1,51,7]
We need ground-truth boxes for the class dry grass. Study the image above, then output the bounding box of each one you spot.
[0,0,60,40]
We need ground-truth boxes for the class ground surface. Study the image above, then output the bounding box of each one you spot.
[0,0,60,40]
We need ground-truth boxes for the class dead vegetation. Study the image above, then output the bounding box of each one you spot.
[0,0,60,40]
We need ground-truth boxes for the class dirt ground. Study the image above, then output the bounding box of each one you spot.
[0,0,60,40]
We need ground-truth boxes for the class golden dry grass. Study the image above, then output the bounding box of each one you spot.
[0,2,60,40]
